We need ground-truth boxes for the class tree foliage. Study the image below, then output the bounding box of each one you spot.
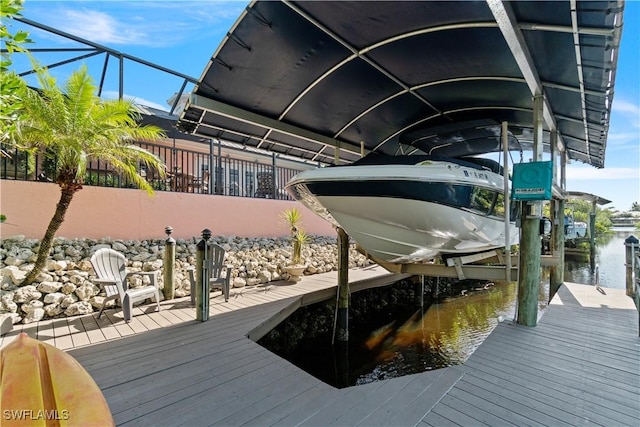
[564,200,613,235]
[543,199,613,235]
[1,0,32,143]
[15,64,167,284]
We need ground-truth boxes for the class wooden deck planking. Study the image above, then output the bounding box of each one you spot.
[466,338,639,409]
[0,323,22,348]
[92,311,123,340]
[422,408,475,427]
[467,338,640,413]
[78,312,109,344]
[424,399,494,427]
[241,384,333,426]
[66,316,92,348]
[459,359,637,426]
[439,393,521,426]
[328,375,424,426]
[297,378,410,426]
[486,325,639,386]
[188,368,317,427]
[2,268,638,427]
[36,318,55,345]
[473,328,635,388]
[121,344,297,425]
[108,341,272,421]
[355,371,450,427]
[424,284,640,426]
[443,385,542,427]
[385,368,464,427]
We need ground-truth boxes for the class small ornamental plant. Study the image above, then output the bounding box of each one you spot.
[281,207,309,266]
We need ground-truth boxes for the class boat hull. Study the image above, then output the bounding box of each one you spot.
[286,161,518,263]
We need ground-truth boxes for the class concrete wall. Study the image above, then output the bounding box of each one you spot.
[0,180,335,240]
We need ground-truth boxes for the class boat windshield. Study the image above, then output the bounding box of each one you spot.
[351,153,503,175]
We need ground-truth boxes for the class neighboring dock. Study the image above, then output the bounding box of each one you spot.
[1,267,639,426]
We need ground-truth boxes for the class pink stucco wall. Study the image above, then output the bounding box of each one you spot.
[0,180,336,240]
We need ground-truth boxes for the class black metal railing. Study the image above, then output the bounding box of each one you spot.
[0,142,306,200]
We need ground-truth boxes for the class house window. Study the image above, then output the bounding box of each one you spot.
[214,166,224,195]
[229,169,239,196]
[245,171,254,197]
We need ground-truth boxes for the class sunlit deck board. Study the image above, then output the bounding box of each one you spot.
[52,317,74,349]
[36,318,55,345]
[66,316,92,348]
[79,312,110,343]
[0,322,23,347]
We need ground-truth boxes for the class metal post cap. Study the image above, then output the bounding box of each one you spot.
[165,226,173,236]
[624,235,639,244]
[202,229,212,240]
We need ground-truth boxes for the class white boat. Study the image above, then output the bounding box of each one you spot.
[565,218,589,240]
[286,154,519,264]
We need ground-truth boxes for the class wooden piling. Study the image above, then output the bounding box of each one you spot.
[335,227,350,342]
[196,229,211,321]
[625,235,638,298]
[549,130,564,300]
[549,198,565,299]
[589,203,597,271]
[517,94,544,327]
[163,226,176,300]
[518,206,541,327]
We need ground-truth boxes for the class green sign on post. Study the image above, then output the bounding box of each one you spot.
[511,161,553,200]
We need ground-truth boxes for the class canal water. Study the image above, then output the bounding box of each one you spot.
[258,227,635,388]
[562,226,636,290]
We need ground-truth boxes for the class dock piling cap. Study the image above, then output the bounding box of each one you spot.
[624,235,639,245]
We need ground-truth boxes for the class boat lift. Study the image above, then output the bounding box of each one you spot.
[355,109,566,327]
[361,248,561,282]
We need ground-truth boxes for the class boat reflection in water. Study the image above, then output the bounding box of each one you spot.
[353,281,540,386]
[260,280,549,388]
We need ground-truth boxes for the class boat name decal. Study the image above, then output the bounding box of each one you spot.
[463,169,489,180]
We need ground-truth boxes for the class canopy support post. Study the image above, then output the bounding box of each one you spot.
[502,121,512,283]
[549,130,565,300]
[517,94,544,326]
[334,227,350,343]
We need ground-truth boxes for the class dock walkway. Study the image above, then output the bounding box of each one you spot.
[2,267,639,426]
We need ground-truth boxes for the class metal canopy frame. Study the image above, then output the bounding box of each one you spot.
[179,0,623,167]
[565,191,612,206]
[11,17,199,116]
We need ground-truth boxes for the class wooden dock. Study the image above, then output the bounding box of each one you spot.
[2,267,639,426]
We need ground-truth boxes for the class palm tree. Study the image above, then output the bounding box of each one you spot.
[13,64,167,284]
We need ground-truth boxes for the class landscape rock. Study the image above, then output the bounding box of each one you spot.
[14,286,42,303]
[64,301,94,316]
[37,281,63,294]
[0,235,372,320]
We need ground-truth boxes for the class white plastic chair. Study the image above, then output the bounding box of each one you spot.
[188,243,232,305]
[90,248,161,322]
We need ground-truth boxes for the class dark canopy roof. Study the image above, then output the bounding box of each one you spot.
[178,0,623,167]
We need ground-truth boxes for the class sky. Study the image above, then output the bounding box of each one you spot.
[7,0,640,211]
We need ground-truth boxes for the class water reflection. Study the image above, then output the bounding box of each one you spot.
[558,227,634,289]
[259,228,633,388]
[355,281,530,385]
[259,278,552,388]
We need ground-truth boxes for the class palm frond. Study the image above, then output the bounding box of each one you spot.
[14,64,167,193]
